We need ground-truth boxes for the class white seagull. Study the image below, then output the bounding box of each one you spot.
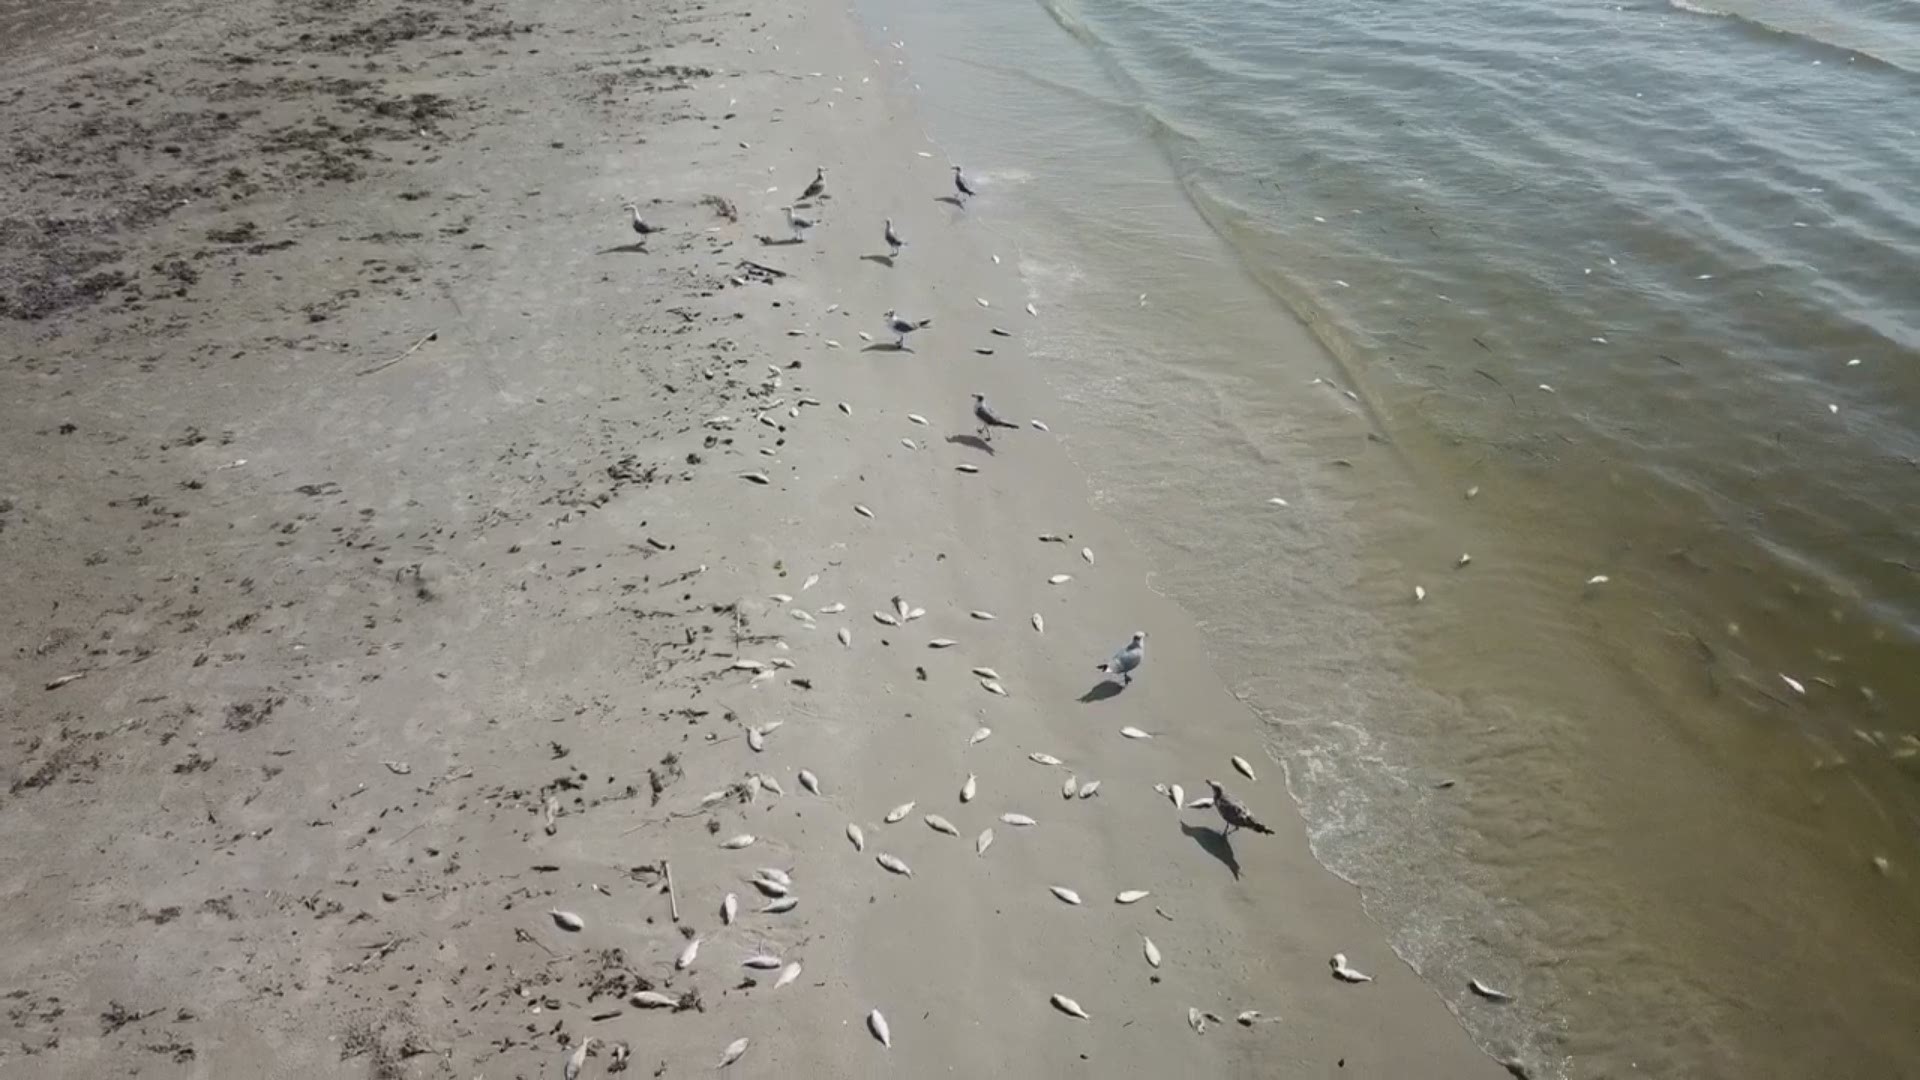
[1096,630,1146,685]
[785,205,815,242]
[882,309,931,348]
[952,165,976,205]
[972,393,1018,440]
[884,218,904,258]
[621,202,660,238]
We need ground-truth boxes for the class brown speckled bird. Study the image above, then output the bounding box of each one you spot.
[1206,779,1274,836]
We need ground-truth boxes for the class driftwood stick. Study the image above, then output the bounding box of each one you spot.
[356,329,439,376]
[664,859,680,922]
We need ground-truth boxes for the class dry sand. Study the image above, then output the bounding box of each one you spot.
[0,0,1518,1075]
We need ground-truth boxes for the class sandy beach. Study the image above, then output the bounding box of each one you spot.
[0,0,1513,1075]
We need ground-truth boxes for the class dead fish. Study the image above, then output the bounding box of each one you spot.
[1414,585,1427,602]
[956,464,980,473]
[970,610,997,620]
[1063,775,1078,799]
[1051,994,1090,1020]
[876,853,913,877]
[1330,953,1372,983]
[800,768,822,795]
[718,1036,750,1068]
[1188,1007,1209,1035]
[1026,302,1038,316]
[908,413,930,426]
[976,297,990,307]
[893,595,911,619]
[1078,780,1102,799]
[885,801,916,823]
[790,609,816,624]
[678,938,703,969]
[748,727,766,752]
[1081,547,1095,564]
[1050,886,1083,905]
[721,834,756,849]
[839,402,852,414]
[566,1037,597,1080]
[1032,613,1044,633]
[776,962,802,989]
[1029,752,1064,766]
[1031,419,1050,431]
[972,666,1001,680]
[1120,726,1152,739]
[1236,1011,1266,1026]
[1586,574,1609,586]
[1142,936,1162,968]
[1458,553,1472,567]
[1186,796,1215,809]
[544,795,560,833]
[961,773,978,801]
[1781,673,1807,695]
[991,327,1011,337]
[854,504,874,519]
[802,573,820,591]
[761,896,799,913]
[837,627,852,647]
[550,909,585,932]
[873,611,899,626]
[740,471,772,484]
[759,774,786,797]
[1469,979,1513,1002]
[981,679,1007,696]
[700,789,731,807]
[1116,890,1150,904]
[631,990,679,1008]
[925,813,959,836]
[1232,755,1257,782]
[868,1008,892,1048]
[818,602,846,614]
[1170,784,1185,807]
[732,659,768,671]
[1048,574,1072,584]
[1001,812,1037,827]
[722,893,739,925]
[743,954,784,969]
[758,867,792,887]
[976,828,994,856]
[905,606,926,621]
[969,727,992,745]
[752,877,789,898]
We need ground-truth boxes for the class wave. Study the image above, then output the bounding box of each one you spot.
[1662,0,1918,75]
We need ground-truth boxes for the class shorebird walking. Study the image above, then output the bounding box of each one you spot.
[1096,630,1146,685]
[800,167,826,201]
[951,165,976,205]
[882,309,931,348]
[972,393,1018,440]
[884,218,904,258]
[1205,780,1275,836]
[621,202,660,238]
[785,205,815,242]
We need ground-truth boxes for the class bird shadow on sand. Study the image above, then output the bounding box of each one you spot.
[596,242,650,255]
[862,342,910,354]
[1181,822,1241,880]
[945,434,996,456]
[934,195,966,208]
[756,235,805,246]
[859,253,896,268]
[1077,679,1124,704]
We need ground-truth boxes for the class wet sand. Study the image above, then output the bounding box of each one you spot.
[0,0,1512,1075]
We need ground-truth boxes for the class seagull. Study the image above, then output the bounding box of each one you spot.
[1205,779,1275,836]
[952,165,976,205]
[785,206,815,242]
[800,167,825,201]
[884,218,904,258]
[1096,630,1146,685]
[621,202,660,238]
[972,393,1018,440]
[882,309,931,348]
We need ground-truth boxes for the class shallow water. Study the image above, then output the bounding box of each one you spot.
[856,0,1920,1074]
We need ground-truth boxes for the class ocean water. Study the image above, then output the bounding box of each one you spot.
[855,0,1920,1074]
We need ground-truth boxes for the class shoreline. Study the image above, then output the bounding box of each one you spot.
[0,0,1509,1076]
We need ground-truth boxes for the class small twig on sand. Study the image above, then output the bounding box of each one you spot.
[739,259,787,278]
[355,330,440,376]
[664,859,679,922]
